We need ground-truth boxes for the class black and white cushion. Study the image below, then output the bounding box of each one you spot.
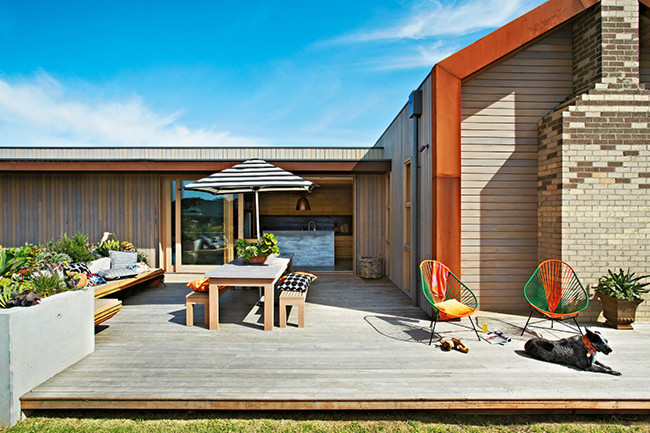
[276,273,314,292]
[63,262,91,276]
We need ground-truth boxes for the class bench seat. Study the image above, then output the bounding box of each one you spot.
[279,289,308,328]
[94,268,165,299]
[185,286,230,327]
[94,298,122,326]
[93,268,164,325]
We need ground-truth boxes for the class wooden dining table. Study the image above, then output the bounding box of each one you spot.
[204,254,292,331]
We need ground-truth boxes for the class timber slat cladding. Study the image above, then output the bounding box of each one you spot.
[460,26,573,314]
[21,276,650,412]
[0,173,160,265]
[355,175,386,274]
[0,147,385,162]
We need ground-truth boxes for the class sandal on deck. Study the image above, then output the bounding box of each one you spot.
[439,340,452,351]
[451,338,469,353]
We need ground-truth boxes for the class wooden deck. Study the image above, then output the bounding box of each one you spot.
[22,274,650,413]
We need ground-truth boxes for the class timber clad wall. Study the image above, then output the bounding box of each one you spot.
[460,26,574,313]
[355,175,387,273]
[0,174,160,265]
[373,76,433,305]
[376,107,413,296]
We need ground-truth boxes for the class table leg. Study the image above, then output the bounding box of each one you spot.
[209,280,219,330]
[264,283,274,331]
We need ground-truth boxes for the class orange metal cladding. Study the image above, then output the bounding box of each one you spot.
[430,65,462,275]
[429,0,598,277]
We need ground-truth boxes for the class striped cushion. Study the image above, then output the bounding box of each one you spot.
[109,250,137,269]
[98,267,138,280]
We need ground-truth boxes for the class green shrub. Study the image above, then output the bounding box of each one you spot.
[95,234,149,265]
[0,278,17,308]
[0,244,39,277]
[48,232,95,263]
[29,272,68,297]
[35,250,73,265]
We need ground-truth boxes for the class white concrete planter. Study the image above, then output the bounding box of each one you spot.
[0,288,94,427]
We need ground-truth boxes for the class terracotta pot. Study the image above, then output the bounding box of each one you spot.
[246,255,268,265]
[597,292,643,330]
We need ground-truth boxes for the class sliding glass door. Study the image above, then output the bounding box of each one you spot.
[170,180,237,272]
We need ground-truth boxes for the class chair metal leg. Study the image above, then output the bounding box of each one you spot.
[521,310,534,336]
[572,316,582,334]
[469,316,481,341]
[429,312,439,346]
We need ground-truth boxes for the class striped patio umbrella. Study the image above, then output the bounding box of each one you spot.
[183,159,317,240]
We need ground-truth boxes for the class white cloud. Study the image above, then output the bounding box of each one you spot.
[0,73,262,147]
[336,0,541,43]
[364,42,458,71]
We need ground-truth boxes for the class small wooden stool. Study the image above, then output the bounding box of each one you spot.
[279,290,308,328]
[186,291,209,326]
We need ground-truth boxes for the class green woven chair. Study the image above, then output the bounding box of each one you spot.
[521,260,589,335]
[419,260,480,345]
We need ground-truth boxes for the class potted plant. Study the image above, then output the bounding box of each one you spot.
[235,233,280,265]
[595,268,650,329]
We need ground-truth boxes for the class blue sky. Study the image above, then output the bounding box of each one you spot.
[0,0,545,148]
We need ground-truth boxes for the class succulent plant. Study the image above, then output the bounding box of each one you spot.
[596,268,650,301]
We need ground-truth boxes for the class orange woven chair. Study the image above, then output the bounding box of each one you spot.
[419,260,480,345]
[521,260,589,335]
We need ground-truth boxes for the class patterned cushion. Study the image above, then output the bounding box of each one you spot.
[186,278,226,292]
[109,251,138,269]
[87,273,107,286]
[278,271,317,283]
[276,273,315,292]
[97,267,139,280]
[63,262,91,276]
[187,278,209,292]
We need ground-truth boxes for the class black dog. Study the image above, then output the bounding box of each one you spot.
[524,328,621,375]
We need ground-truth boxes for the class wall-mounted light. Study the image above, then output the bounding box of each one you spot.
[296,193,311,211]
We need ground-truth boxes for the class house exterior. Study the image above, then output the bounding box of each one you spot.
[1,0,649,319]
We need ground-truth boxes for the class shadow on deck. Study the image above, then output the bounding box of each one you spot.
[21,274,650,413]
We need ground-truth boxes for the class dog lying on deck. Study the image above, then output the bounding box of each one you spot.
[524,328,621,376]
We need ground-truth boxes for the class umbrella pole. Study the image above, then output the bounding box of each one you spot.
[255,190,261,242]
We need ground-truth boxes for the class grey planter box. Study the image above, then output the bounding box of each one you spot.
[0,288,94,427]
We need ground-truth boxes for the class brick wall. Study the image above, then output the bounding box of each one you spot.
[538,113,564,261]
[537,0,650,321]
[573,3,602,95]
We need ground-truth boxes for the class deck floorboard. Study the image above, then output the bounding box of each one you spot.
[22,274,650,412]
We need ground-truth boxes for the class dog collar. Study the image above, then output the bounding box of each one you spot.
[581,335,596,357]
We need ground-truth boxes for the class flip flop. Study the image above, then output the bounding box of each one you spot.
[451,338,469,353]
[439,339,452,351]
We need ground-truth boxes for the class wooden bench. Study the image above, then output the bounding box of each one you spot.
[93,268,165,326]
[279,289,308,328]
[185,286,230,327]
[94,298,123,325]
